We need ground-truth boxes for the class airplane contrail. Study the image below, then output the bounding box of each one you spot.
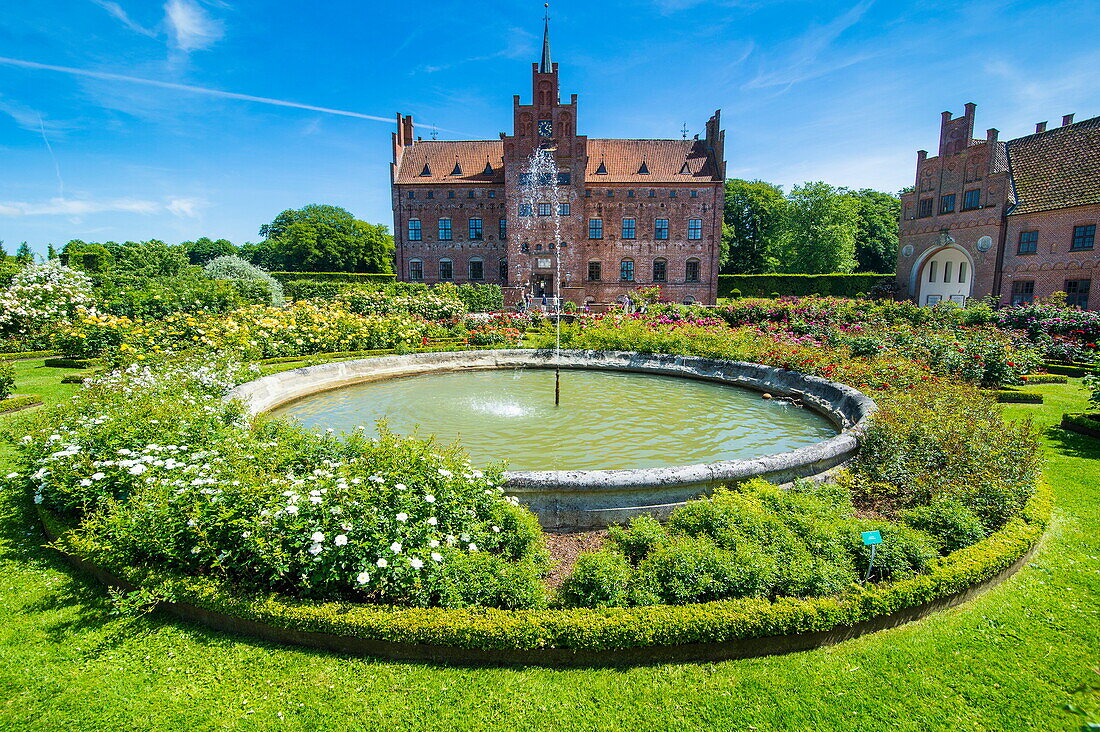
[0,55,450,131]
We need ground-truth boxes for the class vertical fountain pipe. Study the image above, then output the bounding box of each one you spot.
[519,146,565,406]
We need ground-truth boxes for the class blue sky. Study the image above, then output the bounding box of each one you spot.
[1,0,1097,255]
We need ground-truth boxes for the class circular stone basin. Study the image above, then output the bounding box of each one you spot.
[230,350,876,529]
[270,368,838,472]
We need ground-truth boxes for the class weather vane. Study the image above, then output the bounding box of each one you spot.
[682,121,689,140]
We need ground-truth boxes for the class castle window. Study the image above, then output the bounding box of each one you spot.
[499,218,507,240]
[488,190,496,198]
[653,258,667,282]
[559,203,571,216]
[521,242,529,252]
[519,203,532,217]
[438,218,452,241]
[519,173,532,185]
[589,219,603,239]
[438,259,453,281]
[408,259,423,281]
[1011,280,1034,306]
[538,203,552,217]
[585,189,592,198]
[691,190,699,198]
[588,261,602,282]
[620,258,635,282]
[959,261,968,283]
[918,198,933,218]
[407,191,416,199]
[940,194,956,214]
[427,191,435,199]
[622,218,636,239]
[628,190,635,198]
[558,172,571,185]
[686,259,700,282]
[963,189,981,210]
[499,258,508,284]
[1066,279,1091,309]
[688,219,702,240]
[944,261,953,283]
[467,190,475,198]
[655,219,670,240]
[669,191,677,198]
[1018,230,1038,254]
[1073,224,1096,250]
[649,190,656,198]
[607,190,614,197]
[448,191,455,199]
[469,258,484,280]
[408,219,422,241]
[928,261,938,282]
[469,218,483,240]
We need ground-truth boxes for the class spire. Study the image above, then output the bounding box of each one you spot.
[540,3,552,73]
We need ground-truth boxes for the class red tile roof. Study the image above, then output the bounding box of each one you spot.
[395,141,505,184]
[585,139,720,183]
[394,138,721,185]
[1007,116,1100,215]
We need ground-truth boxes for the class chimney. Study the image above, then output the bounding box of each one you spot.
[1035,121,1047,133]
[986,128,999,143]
[403,115,415,145]
[918,150,928,162]
[1062,114,1075,126]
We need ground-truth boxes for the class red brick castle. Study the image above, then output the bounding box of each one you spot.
[897,103,1100,307]
[390,13,726,307]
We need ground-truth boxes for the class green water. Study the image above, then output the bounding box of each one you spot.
[270,369,837,472]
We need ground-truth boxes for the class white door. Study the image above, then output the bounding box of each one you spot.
[918,249,972,305]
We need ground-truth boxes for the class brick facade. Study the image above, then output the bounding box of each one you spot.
[897,105,1100,308]
[390,19,725,307]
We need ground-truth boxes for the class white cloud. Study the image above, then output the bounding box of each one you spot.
[166,197,204,217]
[0,96,69,134]
[164,0,225,52]
[744,0,876,90]
[91,0,157,37]
[0,197,203,218]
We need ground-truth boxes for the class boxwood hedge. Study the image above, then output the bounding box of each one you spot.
[39,479,1049,655]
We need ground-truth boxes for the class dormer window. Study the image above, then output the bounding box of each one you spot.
[638,161,650,175]
[419,164,432,177]
[451,161,463,176]
[483,161,494,175]
[596,161,608,175]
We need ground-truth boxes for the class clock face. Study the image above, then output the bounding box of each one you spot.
[538,120,553,137]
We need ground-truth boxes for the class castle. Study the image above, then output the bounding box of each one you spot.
[896,103,1100,307]
[390,15,726,307]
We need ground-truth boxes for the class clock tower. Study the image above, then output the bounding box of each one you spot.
[501,5,589,305]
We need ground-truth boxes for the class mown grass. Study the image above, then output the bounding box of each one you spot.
[0,361,1096,731]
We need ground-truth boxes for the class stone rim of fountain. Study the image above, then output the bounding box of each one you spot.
[228,349,877,529]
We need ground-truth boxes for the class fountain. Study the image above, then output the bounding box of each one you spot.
[517,146,566,404]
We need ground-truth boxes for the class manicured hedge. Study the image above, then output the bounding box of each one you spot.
[1061,413,1100,439]
[718,274,891,299]
[41,480,1050,655]
[0,349,61,359]
[269,272,397,285]
[1021,374,1068,385]
[995,390,1044,404]
[43,357,102,369]
[1042,362,1092,377]
[0,394,41,413]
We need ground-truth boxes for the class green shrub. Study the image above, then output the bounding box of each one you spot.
[558,550,636,608]
[851,522,940,582]
[203,256,285,307]
[899,498,987,554]
[607,515,667,564]
[637,536,777,604]
[717,274,889,299]
[0,360,13,399]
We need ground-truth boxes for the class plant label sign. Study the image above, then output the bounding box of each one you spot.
[862,530,883,546]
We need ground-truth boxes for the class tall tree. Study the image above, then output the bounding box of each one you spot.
[46,243,59,260]
[721,179,787,274]
[15,242,33,264]
[846,188,901,273]
[182,237,238,265]
[780,182,859,274]
[255,204,395,273]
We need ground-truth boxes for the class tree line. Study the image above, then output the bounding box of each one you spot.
[721,180,901,275]
[52,204,396,275]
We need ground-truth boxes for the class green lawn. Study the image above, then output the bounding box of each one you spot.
[0,361,1097,731]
